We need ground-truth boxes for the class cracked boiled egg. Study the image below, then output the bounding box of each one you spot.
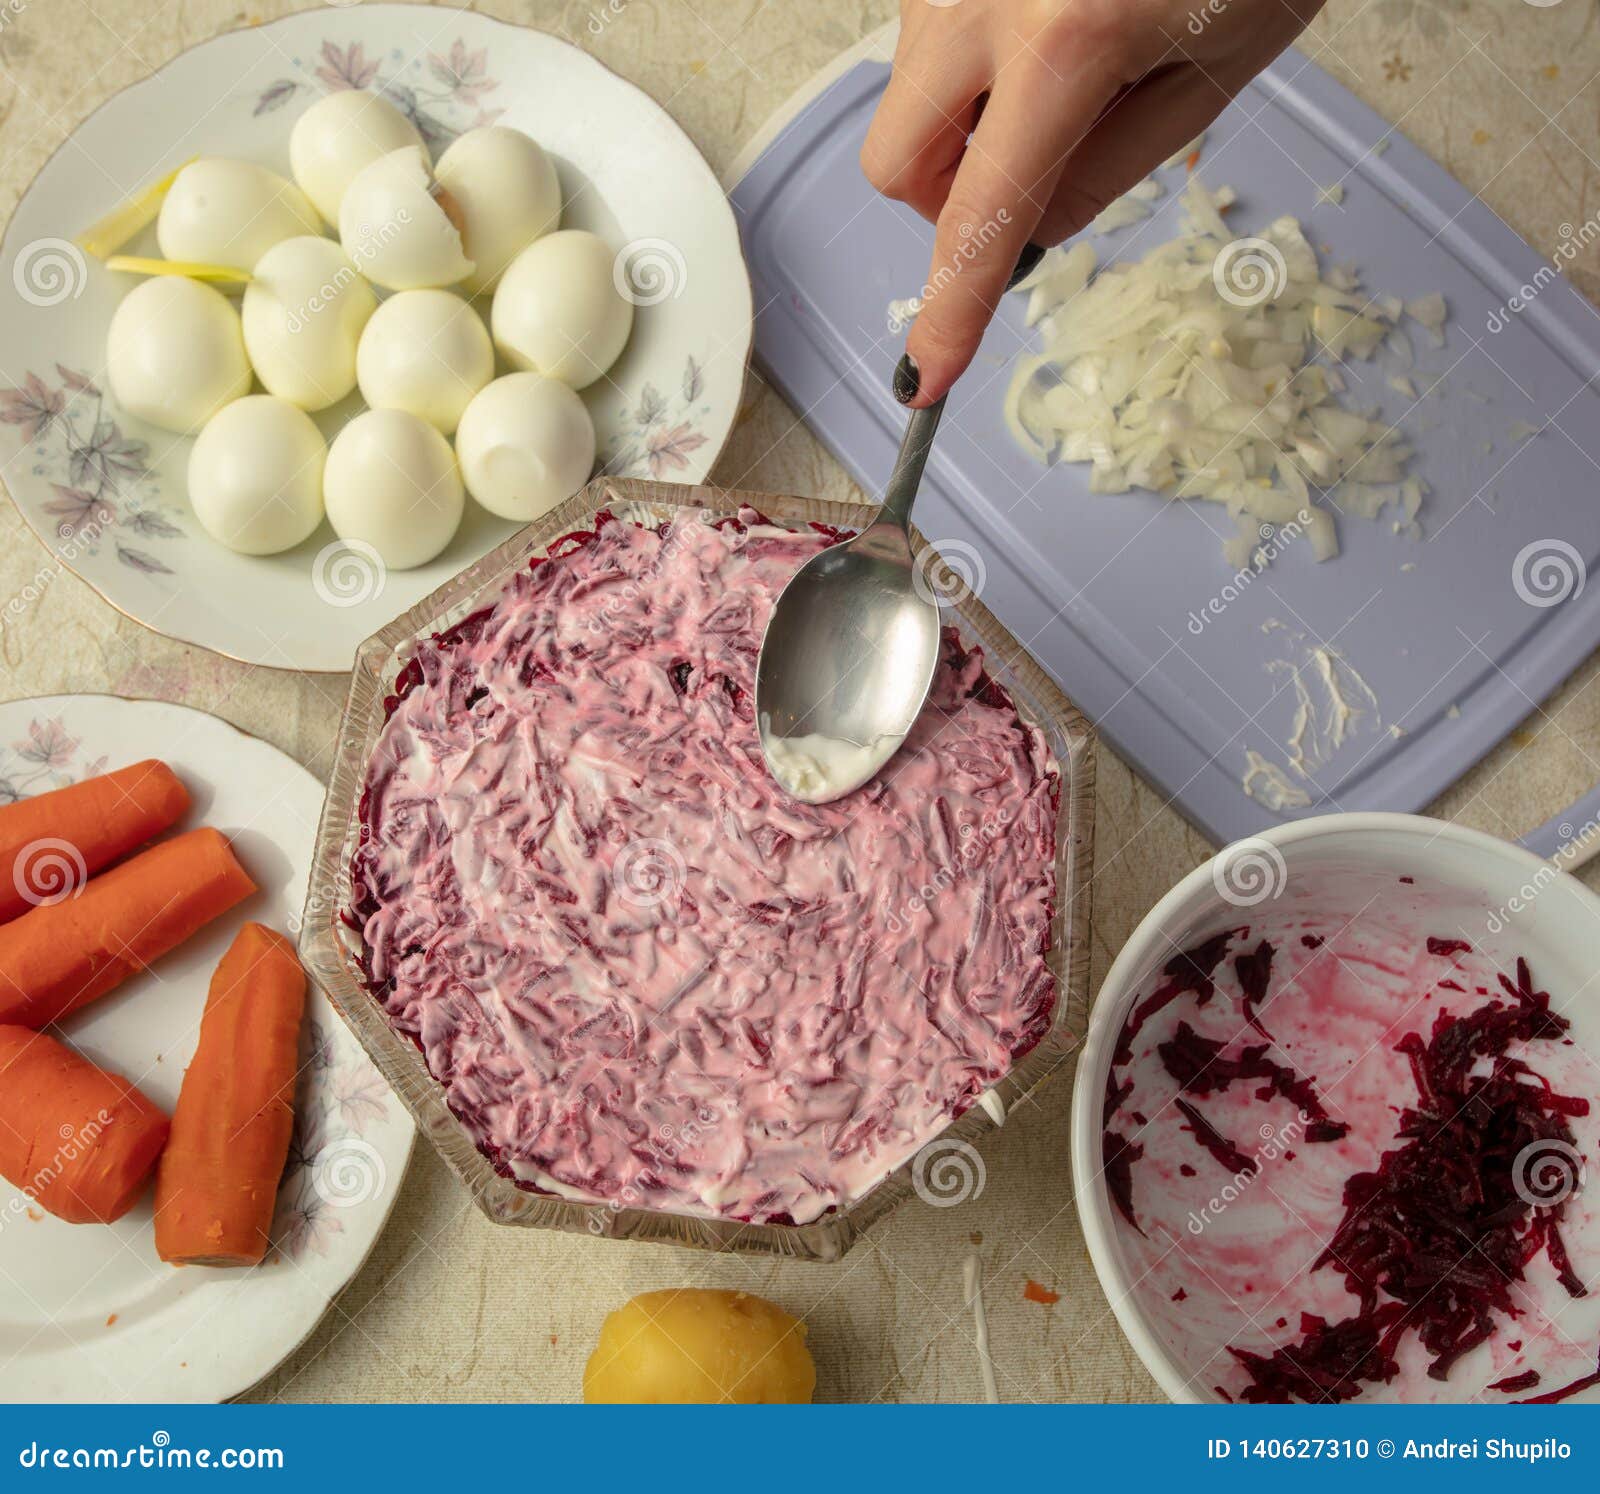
[156,157,322,274]
[433,126,561,294]
[338,146,473,291]
[289,89,425,226]
[106,276,252,434]
[454,372,596,522]
[323,408,464,570]
[355,288,493,434]
[188,396,326,555]
[491,230,633,389]
[242,237,377,411]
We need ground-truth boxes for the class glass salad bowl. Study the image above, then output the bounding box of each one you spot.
[300,476,1096,1261]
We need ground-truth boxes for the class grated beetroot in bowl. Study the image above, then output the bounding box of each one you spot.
[1158,1016,1348,1143]
[1112,929,1240,1067]
[1106,925,1595,1402]
[1103,932,1343,1233]
[1229,956,1589,1402]
[1517,1349,1600,1404]
[1173,1098,1261,1177]
[1104,929,1243,1231]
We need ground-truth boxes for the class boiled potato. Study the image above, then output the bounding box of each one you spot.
[583,1289,816,1404]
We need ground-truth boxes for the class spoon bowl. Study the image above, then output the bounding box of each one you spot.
[755,521,942,803]
[756,400,945,803]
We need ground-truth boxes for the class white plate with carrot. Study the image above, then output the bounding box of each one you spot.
[0,693,414,1403]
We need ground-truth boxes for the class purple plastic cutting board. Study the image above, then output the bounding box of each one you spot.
[730,48,1600,849]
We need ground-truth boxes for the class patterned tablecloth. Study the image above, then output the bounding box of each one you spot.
[1,0,1598,1403]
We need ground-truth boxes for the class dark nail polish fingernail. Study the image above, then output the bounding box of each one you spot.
[1007,242,1046,291]
[893,353,920,405]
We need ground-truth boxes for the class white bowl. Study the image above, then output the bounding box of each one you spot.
[1072,812,1600,1404]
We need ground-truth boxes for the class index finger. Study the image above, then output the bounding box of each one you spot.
[902,61,1118,406]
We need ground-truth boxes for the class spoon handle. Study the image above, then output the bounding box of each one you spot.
[879,396,946,531]
[877,245,1040,531]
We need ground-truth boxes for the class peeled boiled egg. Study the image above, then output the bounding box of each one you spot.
[106,276,252,434]
[242,237,377,410]
[156,158,322,274]
[455,373,596,522]
[338,147,473,291]
[433,127,561,294]
[188,395,326,555]
[491,230,634,389]
[355,289,492,434]
[289,90,425,226]
[323,408,463,570]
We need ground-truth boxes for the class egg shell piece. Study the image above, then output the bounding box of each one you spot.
[433,126,561,294]
[105,276,252,435]
[156,158,322,275]
[491,230,634,390]
[455,372,596,522]
[355,288,493,435]
[338,146,474,292]
[289,89,425,226]
[242,237,377,411]
[323,407,464,571]
[187,395,327,556]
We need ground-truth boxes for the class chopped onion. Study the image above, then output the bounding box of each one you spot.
[1004,181,1442,565]
[1164,134,1206,169]
[1405,293,1448,348]
[1022,241,1092,327]
[1089,192,1153,234]
[1406,292,1447,329]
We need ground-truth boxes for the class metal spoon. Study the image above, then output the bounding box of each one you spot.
[755,395,947,804]
[755,246,1047,805]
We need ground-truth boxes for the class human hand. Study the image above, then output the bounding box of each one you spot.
[863,0,1325,406]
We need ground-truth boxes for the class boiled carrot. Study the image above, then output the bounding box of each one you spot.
[0,827,255,1030]
[155,923,305,1266]
[0,1025,169,1224]
[0,759,189,926]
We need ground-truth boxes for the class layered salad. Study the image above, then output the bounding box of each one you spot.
[350,507,1060,1225]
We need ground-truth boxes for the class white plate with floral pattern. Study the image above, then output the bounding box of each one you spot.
[0,6,750,672]
[0,694,414,1403]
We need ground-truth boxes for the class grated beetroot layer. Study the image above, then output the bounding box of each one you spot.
[349,508,1060,1225]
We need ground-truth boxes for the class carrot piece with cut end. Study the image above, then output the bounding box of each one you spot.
[154,923,306,1267]
[0,827,255,1030]
[0,1025,169,1224]
[0,759,189,926]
